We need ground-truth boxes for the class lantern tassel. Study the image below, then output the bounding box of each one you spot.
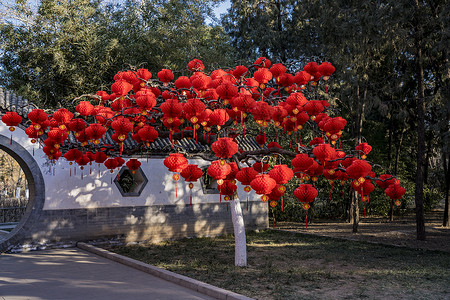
[364,207,366,218]
[272,214,275,228]
[190,192,192,206]
[305,215,308,229]
[226,203,228,211]
[246,196,249,211]
[281,197,284,212]
[81,171,83,180]
[70,168,71,177]
[175,182,178,198]
[10,134,12,145]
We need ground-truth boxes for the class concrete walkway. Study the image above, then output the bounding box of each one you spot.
[0,248,217,300]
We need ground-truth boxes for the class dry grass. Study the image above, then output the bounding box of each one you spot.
[107,230,450,300]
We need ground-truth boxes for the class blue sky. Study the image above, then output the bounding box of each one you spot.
[213,0,231,18]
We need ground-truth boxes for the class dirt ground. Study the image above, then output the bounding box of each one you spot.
[277,209,450,253]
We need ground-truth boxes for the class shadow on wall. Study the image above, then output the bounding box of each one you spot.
[28,193,268,248]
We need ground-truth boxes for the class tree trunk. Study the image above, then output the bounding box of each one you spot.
[229,197,247,267]
[443,152,449,227]
[350,84,366,232]
[394,128,405,176]
[351,191,359,233]
[387,114,394,170]
[413,0,426,240]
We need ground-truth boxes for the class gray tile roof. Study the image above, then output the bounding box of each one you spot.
[0,89,263,153]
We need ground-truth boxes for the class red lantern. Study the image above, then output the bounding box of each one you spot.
[270,63,287,79]
[164,153,188,173]
[126,159,141,174]
[291,154,314,171]
[216,82,238,100]
[376,174,400,189]
[76,101,94,116]
[64,149,83,162]
[94,152,108,175]
[52,109,73,130]
[180,165,203,206]
[268,165,294,184]
[28,109,48,125]
[346,159,372,182]
[217,179,237,201]
[68,118,86,133]
[157,69,175,83]
[180,164,203,182]
[294,184,318,204]
[318,62,335,80]
[254,68,273,86]
[236,167,259,186]
[312,143,336,163]
[175,76,192,89]
[355,143,372,159]
[303,100,325,118]
[111,80,132,96]
[293,71,312,87]
[250,174,277,200]
[111,118,133,135]
[188,59,205,72]
[85,124,107,144]
[138,125,159,145]
[252,161,269,173]
[211,137,239,158]
[135,89,157,111]
[236,167,258,211]
[254,57,271,69]
[2,111,22,143]
[104,158,119,170]
[209,109,230,130]
[207,160,231,183]
[385,183,406,200]
[294,183,318,228]
[160,99,183,118]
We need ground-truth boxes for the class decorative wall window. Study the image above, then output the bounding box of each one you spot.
[114,166,148,197]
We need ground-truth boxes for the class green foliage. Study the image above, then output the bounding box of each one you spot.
[0,0,233,107]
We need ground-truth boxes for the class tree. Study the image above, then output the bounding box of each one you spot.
[222,0,448,238]
[2,57,406,266]
[0,0,233,107]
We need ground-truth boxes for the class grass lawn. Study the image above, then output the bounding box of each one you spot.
[107,230,450,300]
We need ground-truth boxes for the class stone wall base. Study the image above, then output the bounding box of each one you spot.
[3,201,268,252]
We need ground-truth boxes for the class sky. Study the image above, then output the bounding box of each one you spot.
[214,0,231,17]
[209,0,231,24]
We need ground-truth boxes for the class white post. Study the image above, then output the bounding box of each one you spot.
[229,196,247,267]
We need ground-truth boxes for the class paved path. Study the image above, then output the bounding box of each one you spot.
[0,248,216,300]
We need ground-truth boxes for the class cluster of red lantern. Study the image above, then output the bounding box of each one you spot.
[0,57,405,227]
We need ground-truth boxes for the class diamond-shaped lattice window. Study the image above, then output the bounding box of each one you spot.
[114,166,148,197]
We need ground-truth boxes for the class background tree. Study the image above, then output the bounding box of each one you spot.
[0,0,233,107]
